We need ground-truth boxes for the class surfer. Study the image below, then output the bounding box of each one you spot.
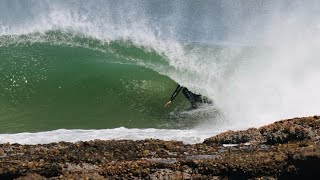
[164,84,212,110]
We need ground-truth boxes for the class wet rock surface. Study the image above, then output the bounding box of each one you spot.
[1,116,320,179]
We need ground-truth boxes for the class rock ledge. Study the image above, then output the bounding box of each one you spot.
[1,116,319,179]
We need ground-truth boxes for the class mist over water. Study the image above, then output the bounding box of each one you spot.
[218,0,320,128]
[1,0,320,143]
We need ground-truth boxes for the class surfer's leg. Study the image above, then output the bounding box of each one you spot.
[182,88,197,109]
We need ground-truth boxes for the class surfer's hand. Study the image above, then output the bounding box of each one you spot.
[164,101,172,108]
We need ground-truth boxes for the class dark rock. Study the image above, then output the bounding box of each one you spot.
[204,115,320,145]
[0,116,320,179]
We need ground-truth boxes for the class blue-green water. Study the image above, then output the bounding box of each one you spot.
[0,32,201,133]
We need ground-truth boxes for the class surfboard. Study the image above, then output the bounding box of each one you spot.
[168,103,218,120]
[179,103,214,115]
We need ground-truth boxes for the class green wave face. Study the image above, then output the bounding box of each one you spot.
[0,32,193,133]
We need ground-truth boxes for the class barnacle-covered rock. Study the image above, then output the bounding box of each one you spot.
[0,116,319,179]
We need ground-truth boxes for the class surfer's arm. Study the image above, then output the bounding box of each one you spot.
[170,85,182,101]
[164,85,182,108]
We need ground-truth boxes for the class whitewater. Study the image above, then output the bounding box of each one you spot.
[1,0,320,144]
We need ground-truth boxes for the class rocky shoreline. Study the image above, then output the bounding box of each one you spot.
[1,116,320,179]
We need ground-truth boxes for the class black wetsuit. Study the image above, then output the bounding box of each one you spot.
[170,85,203,109]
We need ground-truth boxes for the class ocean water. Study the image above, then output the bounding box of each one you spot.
[1,0,320,144]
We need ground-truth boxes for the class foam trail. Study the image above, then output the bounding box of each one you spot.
[0,128,228,145]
